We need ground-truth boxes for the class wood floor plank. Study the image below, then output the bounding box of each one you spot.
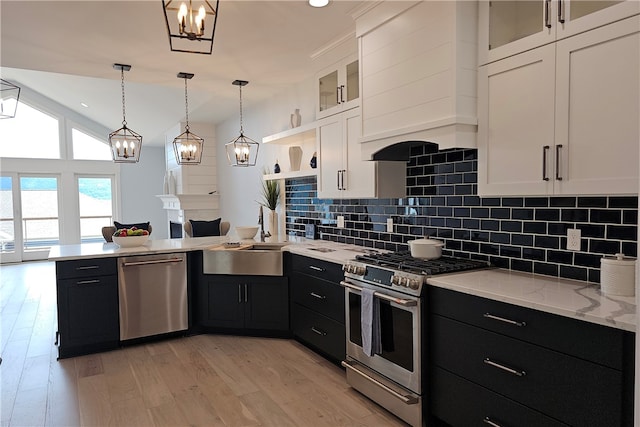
[45,352,81,427]
[77,373,113,426]
[147,400,191,426]
[239,390,299,427]
[100,348,143,404]
[0,338,29,425]
[9,384,48,427]
[126,347,175,409]
[109,396,155,427]
[75,353,104,378]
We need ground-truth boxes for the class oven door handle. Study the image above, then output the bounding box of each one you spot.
[341,360,419,405]
[340,281,417,307]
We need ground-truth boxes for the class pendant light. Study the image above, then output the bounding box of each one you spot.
[162,0,219,55]
[0,79,21,119]
[225,80,259,167]
[173,72,203,165]
[108,64,142,163]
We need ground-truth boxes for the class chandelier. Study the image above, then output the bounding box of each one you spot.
[173,72,203,165]
[225,80,259,167]
[0,79,21,119]
[162,0,219,55]
[108,64,142,163]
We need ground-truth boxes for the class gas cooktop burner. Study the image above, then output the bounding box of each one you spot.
[355,251,490,276]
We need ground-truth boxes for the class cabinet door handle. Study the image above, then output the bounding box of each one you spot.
[484,358,526,377]
[311,327,327,336]
[337,170,341,190]
[555,144,563,181]
[244,283,248,303]
[483,417,503,427]
[544,0,552,28]
[336,86,340,105]
[75,265,99,270]
[341,169,347,190]
[309,265,325,272]
[54,331,60,346]
[310,292,326,300]
[340,85,345,103]
[483,313,526,327]
[238,284,242,303]
[542,145,550,181]
[76,279,101,285]
[558,0,565,23]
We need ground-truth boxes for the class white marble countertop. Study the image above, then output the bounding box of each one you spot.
[428,268,636,332]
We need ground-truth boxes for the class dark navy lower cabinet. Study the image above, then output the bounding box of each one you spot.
[55,258,119,359]
[427,286,635,427]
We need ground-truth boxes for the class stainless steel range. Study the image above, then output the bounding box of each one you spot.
[341,251,489,427]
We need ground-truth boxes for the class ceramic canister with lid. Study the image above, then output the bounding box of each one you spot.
[600,253,636,296]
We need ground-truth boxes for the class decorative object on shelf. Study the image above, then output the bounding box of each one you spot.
[108,64,142,163]
[162,0,219,54]
[0,79,20,119]
[259,169,280,236]
[172,72,203,165]
[289,146,303,171]
[274,160,280,174]
[290,108,301,128]
[310,151,317,169]
[225,80,259,167]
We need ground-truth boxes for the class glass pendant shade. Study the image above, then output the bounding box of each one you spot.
[174,129,203,165]
[109,126,143,163]
[227,79,259,167]
[162,0,219,54]
[0,79,21,119]
[173,72,203,165]
[108,64,142,163]
[225,134,259,167]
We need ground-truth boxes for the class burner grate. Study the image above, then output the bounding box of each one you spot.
[355,251,489,275]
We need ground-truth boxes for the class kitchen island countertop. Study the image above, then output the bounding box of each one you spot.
[428,268,636,332]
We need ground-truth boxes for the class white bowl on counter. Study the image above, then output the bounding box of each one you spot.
[407,238,444,259]
[236,226,259,239]
[112,234,150,247]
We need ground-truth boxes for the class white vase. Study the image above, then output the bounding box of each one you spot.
[268,209,278,237]
[163,173,170,194]
[289,146,303,171]
[290,109,301,128]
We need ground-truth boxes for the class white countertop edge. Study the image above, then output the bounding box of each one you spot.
[428,269,636,333]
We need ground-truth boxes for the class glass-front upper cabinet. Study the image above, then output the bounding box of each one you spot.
[316,54,359,120]
[479,0,639,65]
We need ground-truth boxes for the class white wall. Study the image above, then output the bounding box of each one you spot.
[120,146,168,239]
[215,77,316,231]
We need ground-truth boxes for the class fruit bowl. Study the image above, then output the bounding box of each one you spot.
[236,226,259,239]
[112,234,150,247]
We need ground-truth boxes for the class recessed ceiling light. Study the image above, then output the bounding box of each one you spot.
[308,0,329,8]
[80,102,89,108]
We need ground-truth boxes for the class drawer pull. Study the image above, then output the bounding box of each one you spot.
[310,292,326,300]
[76,265,100,270]
[76,279,100,285]
[484,358,526,377]
[483,313,526,327]
[311,327,327,336]
[309,265,325,272]
[483,417,503,427]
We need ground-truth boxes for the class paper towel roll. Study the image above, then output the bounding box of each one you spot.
[600,253,636,296]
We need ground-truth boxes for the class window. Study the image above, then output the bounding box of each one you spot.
[78,176,114,241]
[0,101,60,159]
[0,176,15,253]
[20,176,60,251]
[72,128,112,161]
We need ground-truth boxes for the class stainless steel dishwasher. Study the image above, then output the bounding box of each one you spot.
[118,253,188,341]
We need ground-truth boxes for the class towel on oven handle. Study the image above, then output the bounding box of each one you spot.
[361,288,382,356]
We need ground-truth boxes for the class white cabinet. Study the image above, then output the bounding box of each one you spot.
[478,15,639,196]
[316,54,359,120]
[318,107,405,199]
[479,0,639,65]
[261,122,318,181]
[356,0,478,157]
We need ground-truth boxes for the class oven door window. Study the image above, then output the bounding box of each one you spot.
[348,292,414,371]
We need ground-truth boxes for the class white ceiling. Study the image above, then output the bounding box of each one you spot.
[0,0,365,145]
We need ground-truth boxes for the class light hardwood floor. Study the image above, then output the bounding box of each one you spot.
[1,261,407,427]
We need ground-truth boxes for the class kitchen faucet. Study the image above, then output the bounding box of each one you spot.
[258,205,271,242]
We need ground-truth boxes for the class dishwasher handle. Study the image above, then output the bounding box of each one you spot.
[122,257,184,267]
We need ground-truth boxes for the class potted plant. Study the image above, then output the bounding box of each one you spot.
[259,169,280,236]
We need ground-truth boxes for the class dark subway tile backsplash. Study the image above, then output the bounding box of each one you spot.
[285,148,638,283]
